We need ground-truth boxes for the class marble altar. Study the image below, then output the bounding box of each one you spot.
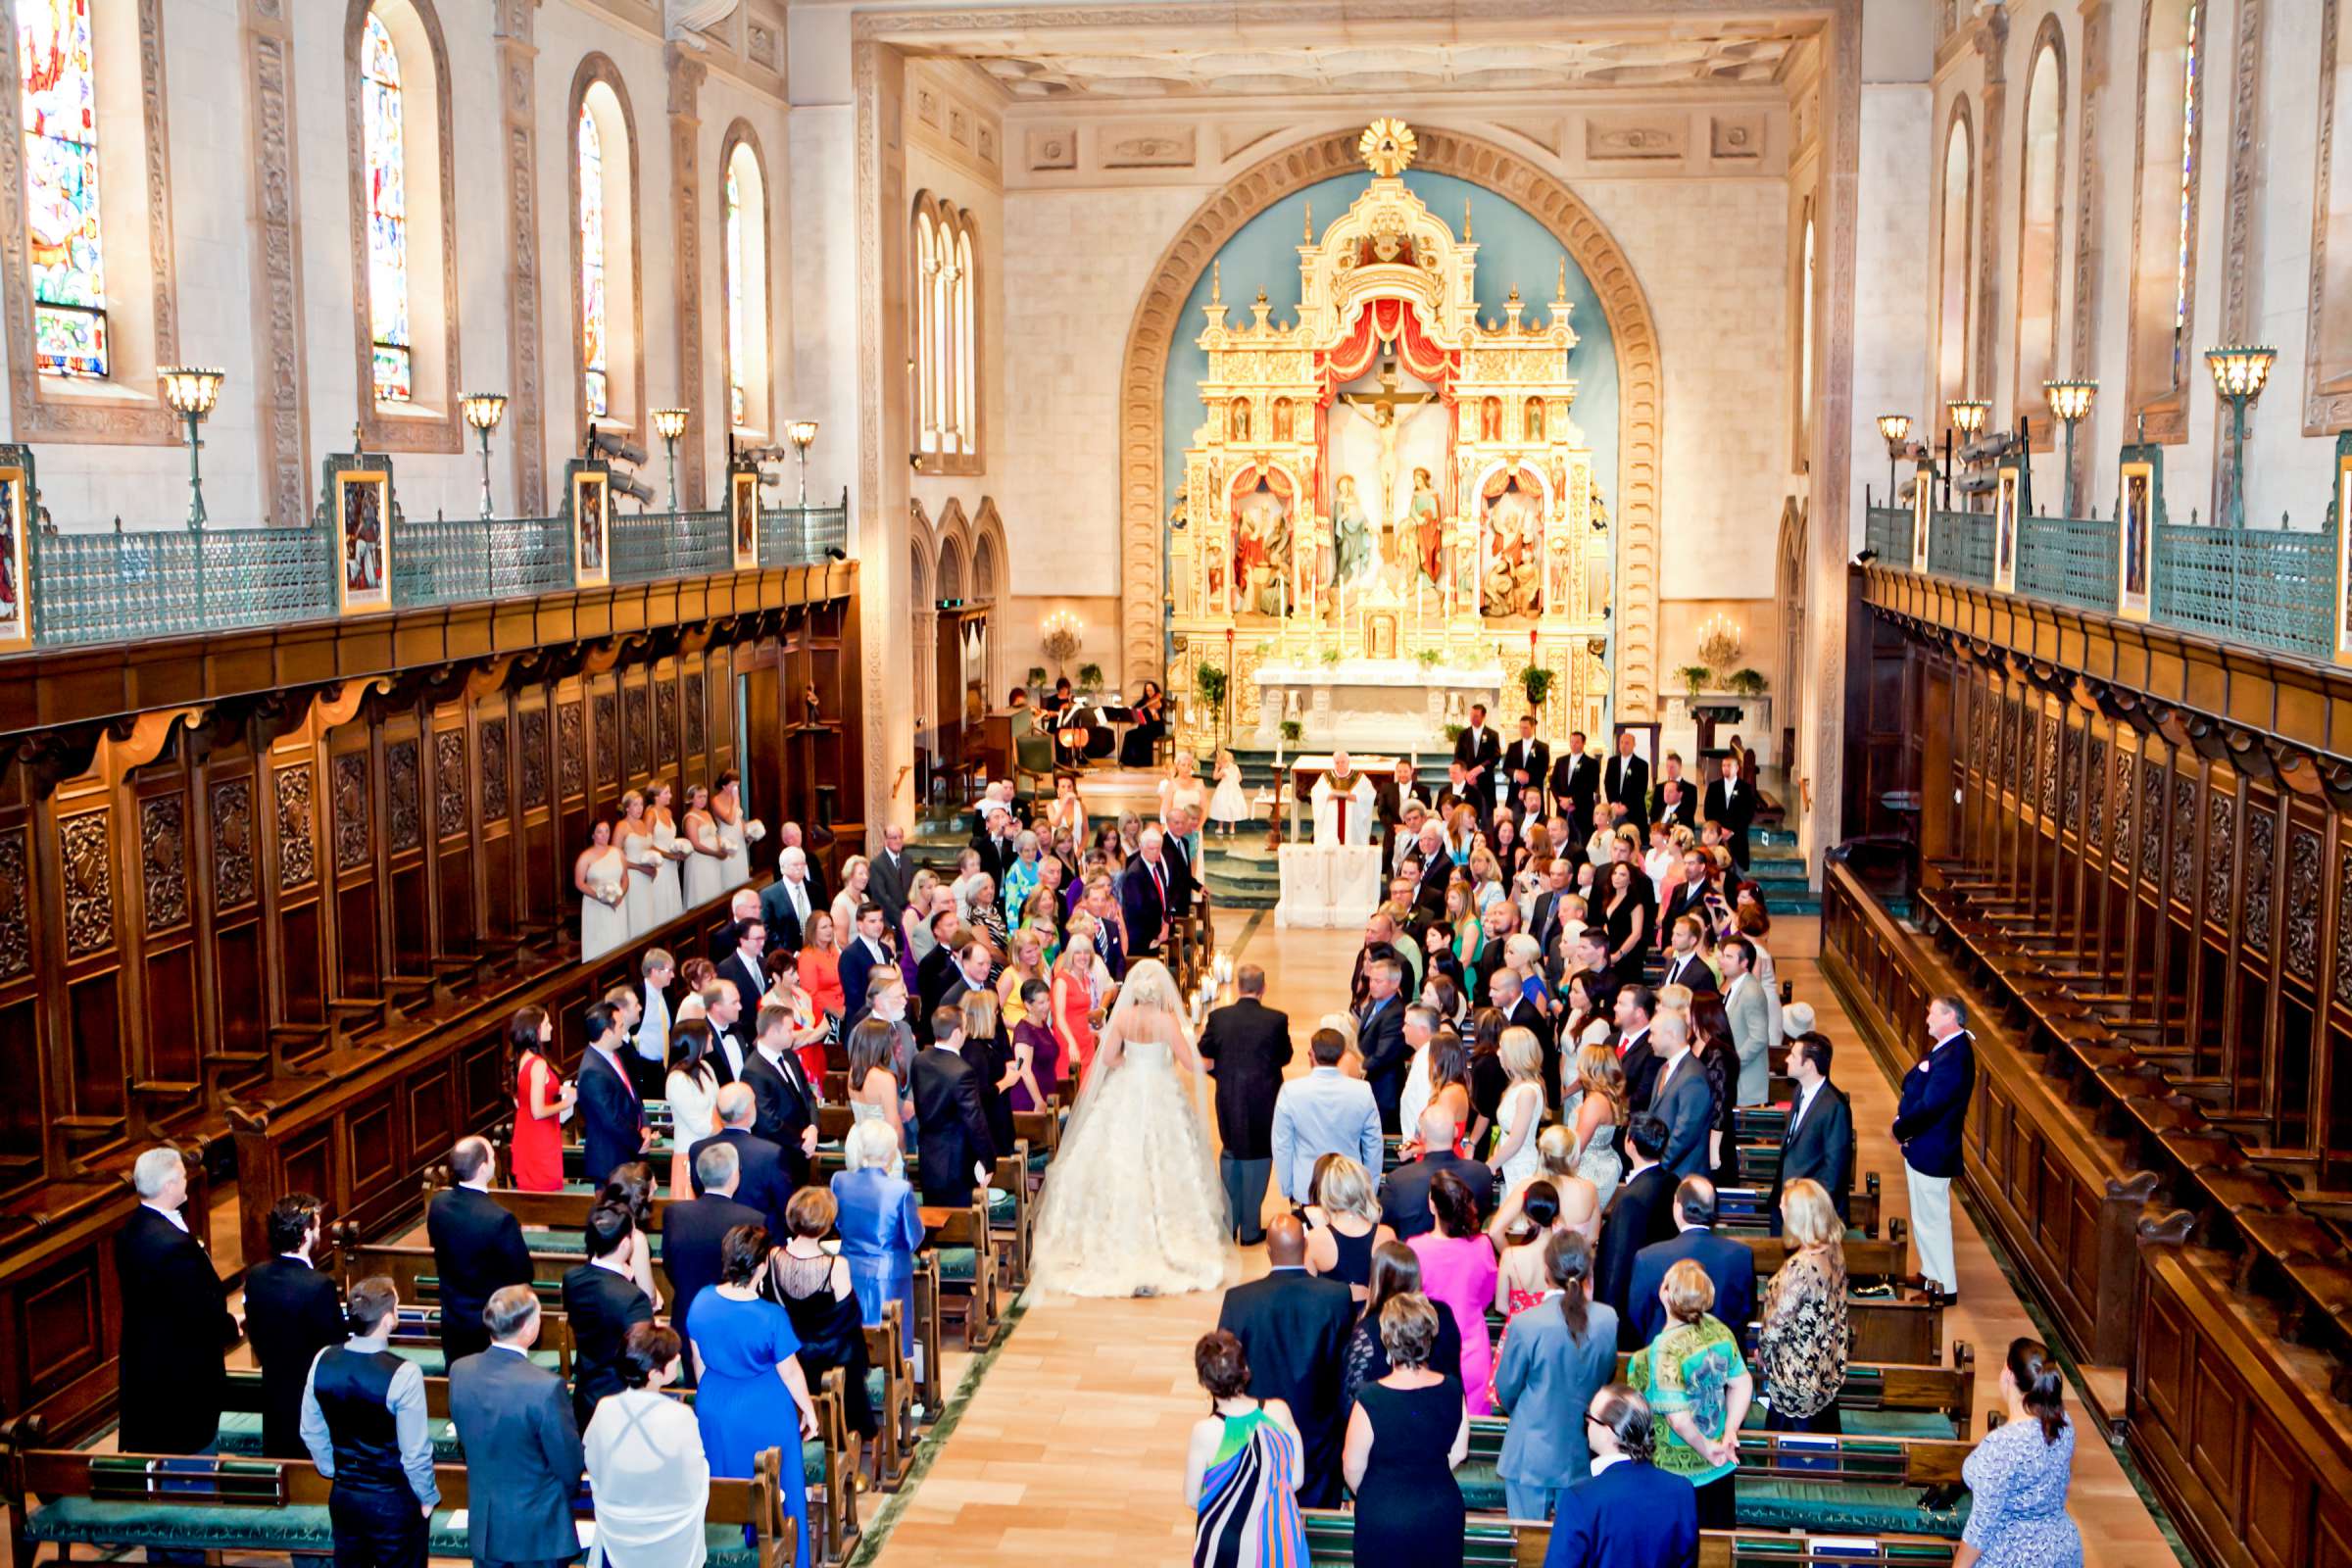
[1250,660,1503,753]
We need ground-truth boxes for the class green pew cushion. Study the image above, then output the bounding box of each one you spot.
[528,1229,665,1260]
[1739,1478,1971,1539]
[1027,1150,1051,1174]
[802,1437,825,1486]
[866,1368,888,1410]
[389,1345,562,1376]
[1840,1408,1962,1441]
[935,1246,979,1284]
[216,1411,466,1463]
[1456,1459,1505,1513]
[988,1188,1016,1225]
[26,1498,760,1566]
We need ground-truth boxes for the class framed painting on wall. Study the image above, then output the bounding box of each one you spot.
[574,468,611,589]
[1910,466,1932,573]
[731,469,759,570]
[2335,449,2352,665]
[0,466,26,647]
[1993,465,2020,594]
[335,468,392,614]
[2117,459,2155,622]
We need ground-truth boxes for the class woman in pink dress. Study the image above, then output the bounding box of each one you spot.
[1405,1169,1501,1415]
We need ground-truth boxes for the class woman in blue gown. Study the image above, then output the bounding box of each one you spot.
[832,1119,927,1356]
[685,1224,820,1568]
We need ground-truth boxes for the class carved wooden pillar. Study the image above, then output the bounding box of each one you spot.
[668,46,710,510]
[493,0,548,514]
[241,0,313,526]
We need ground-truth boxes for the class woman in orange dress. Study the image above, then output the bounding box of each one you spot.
[800,911,847,1022]
[1050,934,1099,1083]
[510,1004,572,1192]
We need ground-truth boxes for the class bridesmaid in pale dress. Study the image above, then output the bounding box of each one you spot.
[681,782,726,909]
[577,820,630,959]
[617,791,661,940]
[647,780,687,927]
[711,771,756,891]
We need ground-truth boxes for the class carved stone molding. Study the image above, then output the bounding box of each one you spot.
[59,809,114,959]
[2070,0,2108,496]
[1113,124,1666,715]
[2123,0,2197,445]
[139,796,188,933]
[0,0,181,447]
[492,0,547,513]
[0,827,26,980]
[668,46,710,508]
[212,777,257,910]
[243,0,313,524]
[331,752,369,871]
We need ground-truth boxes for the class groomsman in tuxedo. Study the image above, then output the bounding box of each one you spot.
[1375,758,1425,834]
[577,1002,650,1189]
[1440,760,1487,829]
[1603,731,1650,840]
[1704,753,1758,870]
[1549,730,1598,841]
[1454,702,1503,809]
[717,918,773,1014]
[1659,916,1717,995]
[1505,714,1551,815]
[867,823,916,926]
[426,1137,533,1366]
[242,1193,346,1459]
[1654,776,1699,836]
[1894,997,1975,1303]
[746,1001,819,1188]
[1355,956,1410,1133]
[1770,1034,1855,1230]
[704,979,751,1083]
[1199,965,1292,1246]
[685,1086,794,1237]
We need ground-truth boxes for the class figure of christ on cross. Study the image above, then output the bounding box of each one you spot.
[1335,357,1441,576]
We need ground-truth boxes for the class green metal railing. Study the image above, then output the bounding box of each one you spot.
[760,502,850,566]
[2015,513,2117,611]
[1926,510,1993,583]
[2151,523,2337,660]
[610,507,732,582]
[392,513,570,608]
[32,526,335,646]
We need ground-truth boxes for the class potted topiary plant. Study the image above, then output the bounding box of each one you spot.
[1521,665,1556,710]
[1726,667,1769,698]
[1676,664,1712,700]
[1194,662,1229,746]
[1317,644,1343,668]
[1444,721,1467,746]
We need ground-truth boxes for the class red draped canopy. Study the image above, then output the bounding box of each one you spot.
[1313,296,1459,392]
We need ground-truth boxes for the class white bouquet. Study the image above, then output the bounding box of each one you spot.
[744,818,767,844]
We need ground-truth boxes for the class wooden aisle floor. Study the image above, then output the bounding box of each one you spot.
[863,916,2184,1568]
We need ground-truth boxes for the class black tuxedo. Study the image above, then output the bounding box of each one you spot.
[242,1255,345,1458]
[716,950,772,1015]
[425,1185,534,1364]
[1550,751,1599,838]
[915,944,963,1036]
[1771,1082,1856,1231]
[1662,879,1710,940]
[1653,784,1699,836]
[744,1047,816,1188]
[1454,723,1502,795]
[867,849,915,926]
[1439,783,1488,828]
[910,1046,995,1206]
[839,937,893,1022]
[560,1262,654,1429]
[685,1127,793,1238]
[1603,753,1651,838]
[1505,736,1551,799]
[1592,1162,1678,1330]
[1660,950,1717,995]
[660,1192,764,1354]
[1199,999,1293,1159]
[1412,853,1453,921]
[1215,1269,1358,1507]
[445,1343,586,1565]
[1377,1150,1495,1239]
[1355,994,1410,1134]
[706,1022,751,1086]
[114,1205,238,1455]
[1704,776,1757,868]
[577,1045,647,1189]
[1374,777,1423,831]
[968,826,1014,886]
[1162,834,1199,920]
[1119,856,1176,957]
[1618,1026,1662,1113]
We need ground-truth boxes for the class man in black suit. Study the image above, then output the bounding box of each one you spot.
[1568,929,1621,1016]
[297,1276,438,1568]
[1198,965,1292,1246]
[425,1136,534,1367]
[577,1002,649,1189]
[1625,1177,1758,1347]
[1603,731,1650,840]
[1653,776,1699,836]
[1214,1216,1357,1507]
[242,1192,346,1459]
[1772,1034,1856,1229]
[1660,850,1712,939]
[561,1201,655,1431]
[446,1285,587,1568]
[1378,1105,1497,1239]
[715,916,773,1017]
[969,804,1016,885]
[1549,730,1598,841]
[745,998,819,1187]
[1659,915,1717,995]
[1703,754,1757,870]
[1374,759,1424,833]
[710,887,762,964]
[1119,826,1178,959]
[1488,961,1558,1107]
[1439,759,1487,830]
[1410,822,1453,921]
[1592,1115,1677,1337]
[914,907,966,1035]
[867,823,916,927]
[1530,857,1576,959]
[839,901,896,1021]
[912,1005,996,1206]
[686,1085,794,1237]
[1454,702,1502,808]
[774,819,829,910]
[1505,714,1550,813]
[760,849,819,955]
[1355,956,1410,1134]
[934,936,997,1019]
[1613,985,1662,1112]
[702,977,751,1084]
[666,1142,767,1369]
[116,1147,240,1463]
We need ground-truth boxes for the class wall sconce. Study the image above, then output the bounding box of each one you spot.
[1875,413,1912,503]
[159,367,225,529]
[1694,612,1742,671]
[461,392,508,520]
[1041,609,1083,673]
[788,419,819,507]
[2205,346,2276,529]
[652,408,690,512]
[2041,379,2096,518]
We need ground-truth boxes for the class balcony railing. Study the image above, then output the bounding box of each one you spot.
[8,445,852,651]
[2014,512,2117,612]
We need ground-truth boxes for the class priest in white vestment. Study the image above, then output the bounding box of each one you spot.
[1311,751,1379,847]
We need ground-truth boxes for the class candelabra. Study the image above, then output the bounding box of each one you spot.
[461,393,508,520]
[2042,380,2096,519]
[159,367,225,530]
[1693,612,1742,673]
[1040,610,1082,674]
[2205,346,2276,529]
[652,408,690,512]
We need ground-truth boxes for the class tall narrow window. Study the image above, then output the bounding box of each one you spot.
[954,225,975,454]
[1936,106,1974,407]
[724,162,745,426]
[361,11,410,403]
[2172,1,2201,385]
[2014,37,2067,429]
[912,206,939,454]
[17,0,107,378]
[719,132,771,435]
[578,106,608,418]
[1797,209,1816,456]
[2128,1,2205,436]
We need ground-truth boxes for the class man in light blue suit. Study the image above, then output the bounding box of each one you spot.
[1719,936,1773,1106]
[1270,1027,1384,1206]
[1544,1385,1698,1568]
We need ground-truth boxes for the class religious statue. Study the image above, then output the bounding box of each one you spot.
[1525,397,1545,441]
[1273,398,1295,443]
[1231,397,1251,443]
[1336,359,1439,535]
[1482,471,1543,618]
[1332,474,1377,588]
[1407,466,1443,583]
[1479,397,1503,443]
[1232,475,1292,615]
[1311,752,1378,847]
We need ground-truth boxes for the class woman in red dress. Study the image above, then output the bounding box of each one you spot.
[510,1005,571,1192]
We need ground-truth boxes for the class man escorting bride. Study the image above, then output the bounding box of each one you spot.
[1030,959,1233,1298]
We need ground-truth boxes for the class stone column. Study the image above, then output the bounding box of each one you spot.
[241,0,311,526]
[491,0,546,514]
[2070,0,2109,514]
[855,39,915,829]
[667,45,710,510]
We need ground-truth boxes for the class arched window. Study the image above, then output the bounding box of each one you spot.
[361,12,409,402]
[2015,35,2067,433]
[720,131,770,434]
[954,223,976,454]
[909,196,981,465]
[578,105,608,418]
[2306,0,2352,426]
[2128,0,2204,438]
[1936,104,1975,408]
[1796,204,1816,459]
[912,204,939,454]
[18,0,109,378]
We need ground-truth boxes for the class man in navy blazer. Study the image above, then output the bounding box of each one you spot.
[1625,1177,1756,1347]
[1354,956,1410,1132]
[663,1142,765,1381]
[1119,827,1177,959]
[1544,1386,1697,1568]
[1378,1105,1495,1239]
[576,1002,648,1189]
[1894,996,1976,1303]
[838,902,895,1020]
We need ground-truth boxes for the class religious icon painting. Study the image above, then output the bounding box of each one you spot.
[1910,468,1933,574]
[574,468,612,589]
[335,469,392,614]
[1992,466,2020,595]
[0,467,27,648]
[2334,452,2352,665]
[2117,460,2154,622]
[730,469,759,570]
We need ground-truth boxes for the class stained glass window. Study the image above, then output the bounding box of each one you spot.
[724,162,745,426]
[17,0,108,378]
[579,106,609,419]
[362,12,411,403]
[2173,0,2201,381]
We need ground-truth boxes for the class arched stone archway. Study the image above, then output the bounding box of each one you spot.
[1115,123,1666,718]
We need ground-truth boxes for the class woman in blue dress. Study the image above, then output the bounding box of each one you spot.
[831,1118,926,1357]
[1955,1338,2083,1568]
[685,1224,819,1568]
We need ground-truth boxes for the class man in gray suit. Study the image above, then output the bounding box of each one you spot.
[1646,1010,1714,1180]
[446,1285,586,1568]
[867,822,916,926]
[1269,1028,1383,1207]
[1493,1232,1621,1522]
[1720,936,1773,1106]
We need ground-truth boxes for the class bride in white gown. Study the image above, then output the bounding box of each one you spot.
[1030,959,1231,1298]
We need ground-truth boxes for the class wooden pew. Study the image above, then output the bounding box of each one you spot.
[1483,1294,1953,1370]
[919,1200,1004,1349]
[1295,1512,1961,1568]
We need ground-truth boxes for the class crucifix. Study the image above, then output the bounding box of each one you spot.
[1336,354,1441,544]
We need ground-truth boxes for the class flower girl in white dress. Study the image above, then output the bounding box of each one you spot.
[1206,749,1250,835]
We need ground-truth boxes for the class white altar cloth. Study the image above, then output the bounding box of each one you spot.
[1250,659,1504,752]
[1274,844,1385,929]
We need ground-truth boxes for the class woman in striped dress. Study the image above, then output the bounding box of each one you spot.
[1186,1330,1308,1568]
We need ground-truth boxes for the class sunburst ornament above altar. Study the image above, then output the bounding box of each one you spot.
[1358,119,1417,178]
